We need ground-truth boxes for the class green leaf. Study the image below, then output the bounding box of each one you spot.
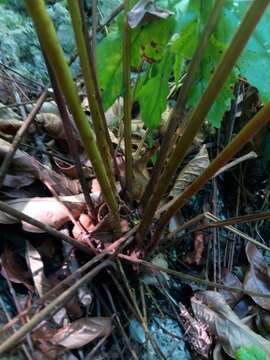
[131,15,175,68]
[96,31,123,110]
[172,0,237,128]
[136,50,173,128]
[236,346,266,360]
[171,19,198,82]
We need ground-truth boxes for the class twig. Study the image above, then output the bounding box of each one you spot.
[120,254,270,298]
[0,297,33,360]
[103,284,138,360]
[0,89,48,187]
[213,151,257,177]
[0,61,45,89]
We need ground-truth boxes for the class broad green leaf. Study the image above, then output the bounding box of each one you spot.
[236,346,266,360]
[136,50,173,128]
[171,19,198,82]
[131,15,175,67]
[96,31,123,110]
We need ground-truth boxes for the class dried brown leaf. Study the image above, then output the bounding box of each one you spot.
[244,243,270,310]
[170,145,210,199]
[192,291,270,358]
[128,0,172,28]
[50,317,112,349]
[0,138,81,194]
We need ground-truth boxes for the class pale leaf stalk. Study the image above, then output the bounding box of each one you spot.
[123,0,133,195]
[25,0,121,228]
[137,0,269,244]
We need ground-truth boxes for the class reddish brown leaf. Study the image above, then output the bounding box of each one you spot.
[0,194,86,232]
[220,269,243,307]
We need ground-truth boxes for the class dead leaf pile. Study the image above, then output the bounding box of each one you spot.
[192,291,270,358]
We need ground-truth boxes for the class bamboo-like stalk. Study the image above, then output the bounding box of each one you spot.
[77,0,122,189]
[137,0,269,244]
[150,100,270,250]
[67,0,116,189]
[25,0,121,228]
[44,53,98,223]
[123,0,133,195]
[140,0,225,208]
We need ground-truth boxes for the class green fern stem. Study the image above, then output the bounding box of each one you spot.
[67,0,116,190]
[25,0,121,228]
[137,0,269,245]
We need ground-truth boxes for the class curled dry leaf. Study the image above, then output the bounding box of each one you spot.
[50,317,112,349]
[35,113,66,139]
[220,269,244,307]
[0,138,81,194]
[0,194,87,232]
[244,243,270,310]
[170,145,210,199]
[128,0,172,28]
[25,241,51,297]
[191,291,270,358]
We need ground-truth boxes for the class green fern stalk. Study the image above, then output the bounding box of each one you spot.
[140,0,225,208]
[25,0,121,228]
[123,0,133,195]
[67,0,116,189]
[137,0,269,244]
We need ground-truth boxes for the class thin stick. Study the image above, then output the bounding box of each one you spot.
[0,61,45,88]
[151,99,270,250]
[123,0,133,195]
[213,151,257,177]
[140,0,225,208]
[120,255,270,298]
[0,89,47,187]
[137,0,269,244]
[26,0,121,228]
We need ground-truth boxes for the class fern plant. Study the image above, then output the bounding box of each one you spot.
[24,0,270,253]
